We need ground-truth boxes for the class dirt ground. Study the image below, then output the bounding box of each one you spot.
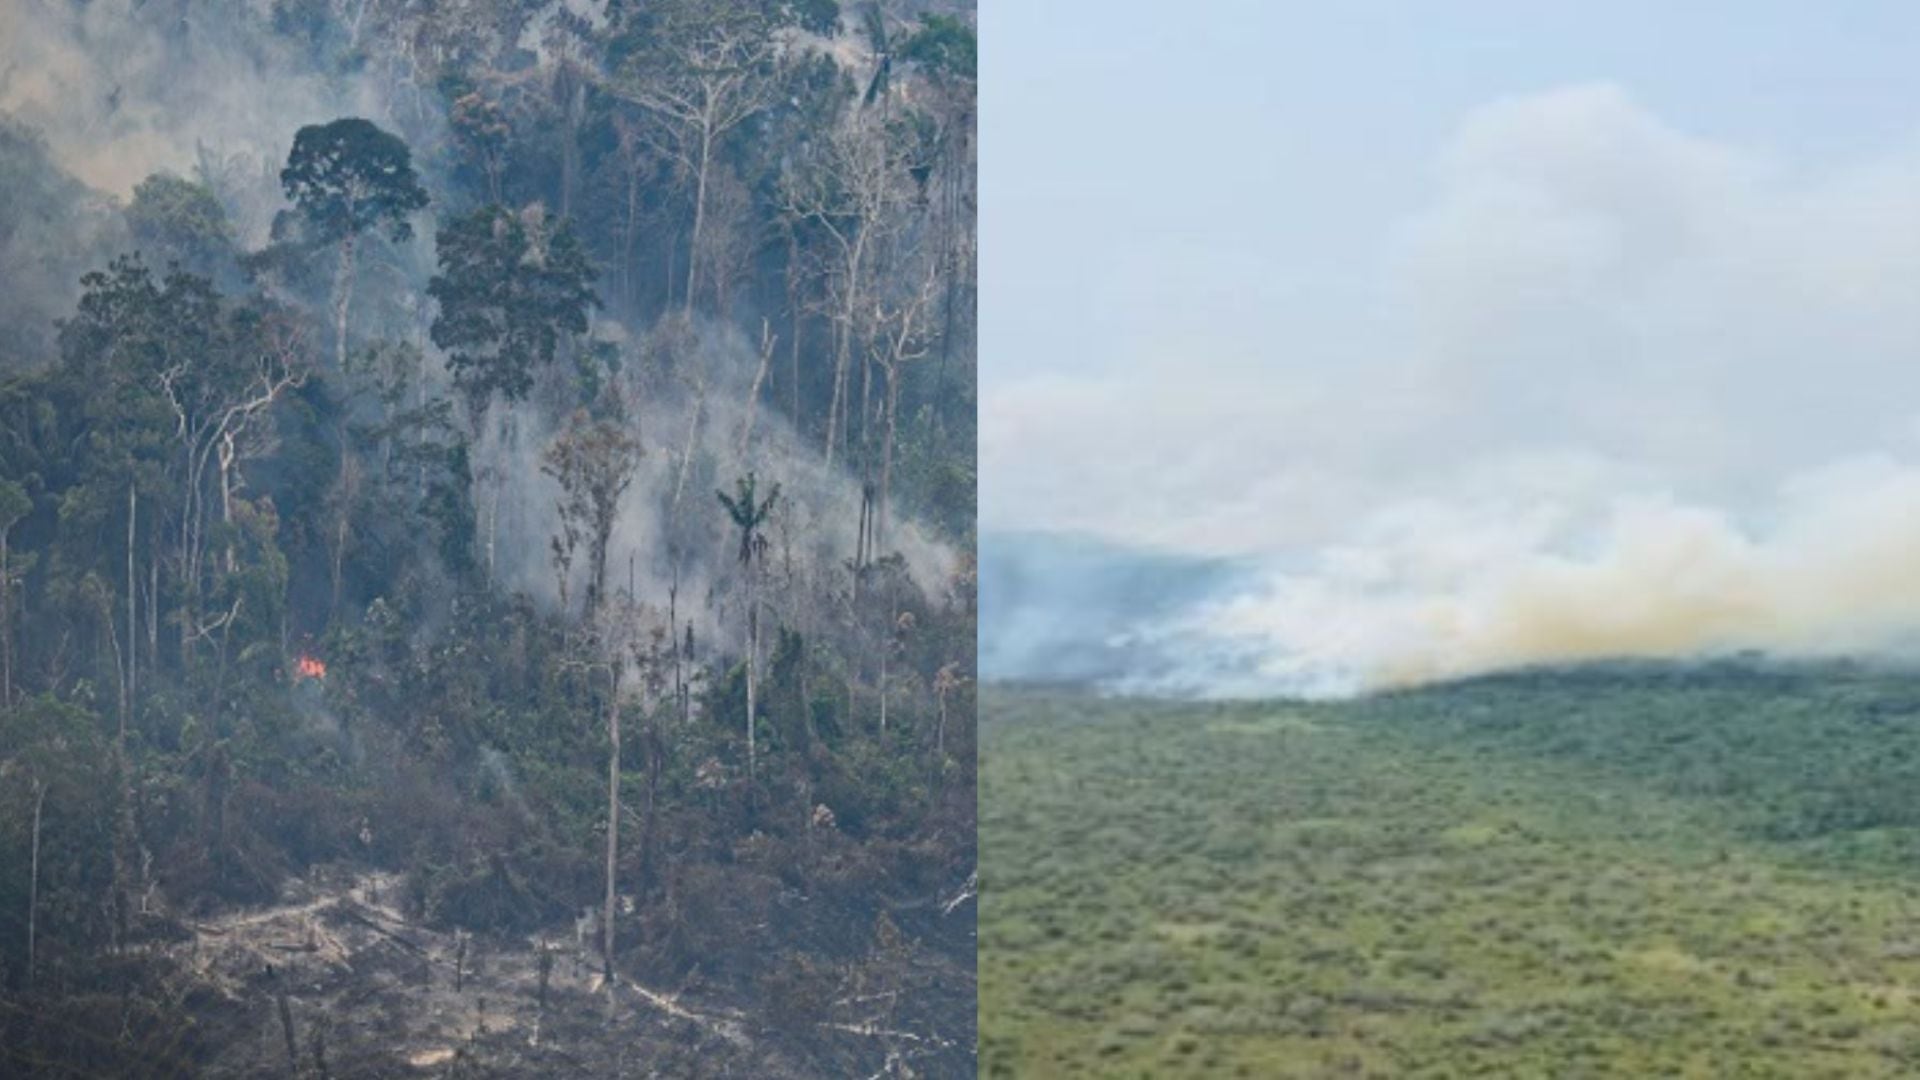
[168,864,974,1078]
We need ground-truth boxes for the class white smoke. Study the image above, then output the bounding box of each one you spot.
[986,83,1920,696]
[482,318,960,648]
[1127,455,1920,697]
[0,0,441,243]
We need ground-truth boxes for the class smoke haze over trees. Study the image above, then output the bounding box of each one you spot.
[0,0,975,1074]
[983,3,1920,697]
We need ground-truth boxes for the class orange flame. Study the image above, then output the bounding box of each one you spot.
[294,656,327,680]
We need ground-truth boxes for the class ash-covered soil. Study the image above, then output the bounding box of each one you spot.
[161,864,974,1078]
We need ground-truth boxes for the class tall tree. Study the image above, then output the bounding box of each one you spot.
[780,111,908,470]
[430,205,601,429]
[717,472,779,779]
[430,204,599,580]
[612,0,779,316]
[543,406,642,624]
[281,118,429,373]
[125,173,238,280]
[450,92,511,205]
[59,260,305,671]
[870,257,940,553]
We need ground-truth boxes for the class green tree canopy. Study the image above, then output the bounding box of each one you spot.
[428,205,600,423]
[279,118,429,245]
[126,173,235,277]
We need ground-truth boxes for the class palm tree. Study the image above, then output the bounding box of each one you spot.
[717,473,780,778]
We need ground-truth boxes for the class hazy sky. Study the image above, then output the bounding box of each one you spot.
[982,3,1920,690]
[982,1,1920,553]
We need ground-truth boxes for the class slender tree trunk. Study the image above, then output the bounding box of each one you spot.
[484,403,513,587]
[740,321,774,461]
[218,434,238,574]
[416,339,430,502]
[860,348,874,474]
[127,482,137,723]
[485,478,500,587]
[786,230,803,426]
[311,1018,332,1080]
[879,361,901,554]
[603,668,620,982]
[670,576,684,726]
[686,127,712,316]
[334,233,358,374]
[1,527,12,709]
[664,234,677,311]
[98,587,127,743]
[274,968,299,1076]
[623,158,640,314]
[672,388,703,511]
[878,593,889,736]
[26,777,44,988]
[825,318,849,469]
[180,467,194,669]
[330,459,352,624]
[746,562,758,780]
[824,235,866,469]
[147,552,159,662]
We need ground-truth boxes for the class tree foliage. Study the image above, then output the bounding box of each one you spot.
[280,118,429,246]
[0,3,975,1072]
[429,205,600,421]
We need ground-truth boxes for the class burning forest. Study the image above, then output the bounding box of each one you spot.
[0,0,977,1075]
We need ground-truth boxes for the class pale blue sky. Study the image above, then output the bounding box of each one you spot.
[982,2,1920,547]
[980,3,1920,688]
[984,1,1920,384]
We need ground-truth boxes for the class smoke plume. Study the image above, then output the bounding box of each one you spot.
[985,83,1920,697]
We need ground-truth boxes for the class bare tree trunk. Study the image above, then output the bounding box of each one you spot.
[664,233,677,311]
[746,562,758,780]
[879,361,901,554]
[786,230,803,426]
[860,348,874,475]
[148,552,159,662]
[127,482,137,723]
[603,670,620,982]
[334,233,358,374]
[1,526,12,709]
[686,127,712,316]
[623,157,640,314]
[97,586,127,744]
[331,512,349,623]
[823,232,867,470]
[484,403,513,587]
[274,969,299,1077]
[825,319,849,469]
[26,777,44,988]
[882,581,901,736]
[218,433,238,574]
[739,320,774,461]
[311,1017,331,1080]
[672,385,704,510]
[670,576,685,726]
[485,475,500,588]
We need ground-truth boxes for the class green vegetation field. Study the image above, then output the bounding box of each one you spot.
[981,662,1920,1077]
